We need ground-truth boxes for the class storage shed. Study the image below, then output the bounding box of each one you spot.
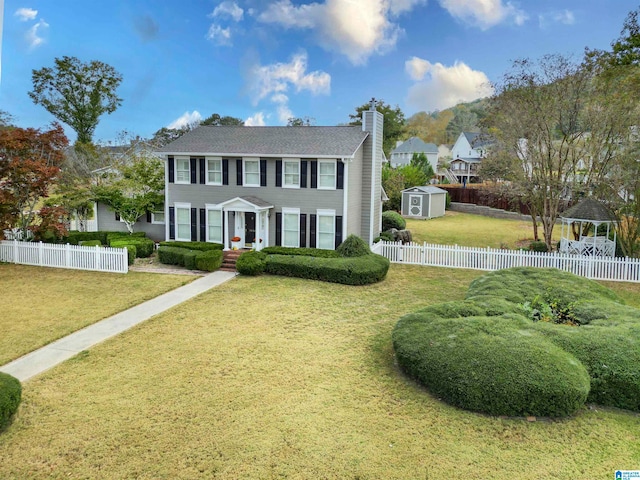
[401,186,447,219]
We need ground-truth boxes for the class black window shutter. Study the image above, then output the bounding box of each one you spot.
[190,208,197,241]
[275,160,282,187]
[311,161,317,188]
[190,158,197,184]
[222,159,229,185]
[300,161,307,188]
[309,214,316,248]
[199,158,205,184]
[115,212,120,221]
[236,159,242,186]
[335,216,343,249]
[275,212,282,246]
[168,157,175,183]
[299,214,307,248]
[146,211,152,223]
[199,208,206,242]
[169,207,175,240]
[260,159,267,187]
[337,161,344,190]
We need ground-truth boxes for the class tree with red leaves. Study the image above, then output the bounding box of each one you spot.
[0,123,69,238]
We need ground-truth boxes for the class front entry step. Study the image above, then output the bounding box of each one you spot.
[220,249,245,272]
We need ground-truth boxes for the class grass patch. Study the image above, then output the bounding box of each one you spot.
[0,266,639,478]
[0,264,193,364]
[407,211,561,249]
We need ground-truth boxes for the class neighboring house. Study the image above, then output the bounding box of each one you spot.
[157,105,385,250]
[390,137,439,171]
[450,132,493,184]
[401,186,447,219]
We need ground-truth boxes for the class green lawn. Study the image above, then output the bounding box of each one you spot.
[1,265,638,479]
[0,264,193,364]
[407,211,561,248]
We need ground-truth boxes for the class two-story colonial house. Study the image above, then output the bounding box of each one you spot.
[450,131,493,184]
[157,106,384,251]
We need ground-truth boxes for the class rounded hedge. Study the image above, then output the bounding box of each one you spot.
[382,211,406,231]
[393,267,640,416]
[79,239,102,247]
[195,249,223,272]
[110,237,154,258]
[0,372,21,430]
[336,234,371,257]
[236,251,268,276]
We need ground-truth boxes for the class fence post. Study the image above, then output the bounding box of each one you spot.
[13,239,18,264]
[95,244,101,271]
[39,241,43,266]
[65,243,71,267]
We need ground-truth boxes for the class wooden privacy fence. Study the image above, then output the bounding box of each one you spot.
[0,240,128,274]
[372,241,640,283]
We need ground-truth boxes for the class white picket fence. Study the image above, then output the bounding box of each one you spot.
[371,241,640,283]
[0,240,128,274]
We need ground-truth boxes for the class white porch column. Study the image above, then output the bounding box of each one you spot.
[265,211,270,249]
[256,210,262,251]
[223,209,230,251]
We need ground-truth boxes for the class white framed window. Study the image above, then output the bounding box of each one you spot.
[176,157,190,184]
[282,207,300,248]
[151,212,165,224]
[318,160,336,189]
[317,209,335,250]
[175,202,191,241]
[206,207,223,243]
[244,158,260,187]
[207,158,222,185]
[283,158,300,188]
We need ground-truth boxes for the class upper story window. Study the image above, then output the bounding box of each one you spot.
[244,158,260,187]
[283,159,300,188]
[318,160,336,190]
[176,158,190,184]
[207,158,222,185]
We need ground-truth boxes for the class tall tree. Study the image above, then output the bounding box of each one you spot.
[201,113,244,126]
[349,99,405,157]
[29,56,123,144]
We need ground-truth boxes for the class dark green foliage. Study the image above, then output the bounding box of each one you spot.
[124,245,136,265]
[382,211,406,231]
[0,372,21,430]
[336,234,371,257]
[110,237,154,258]
[158,241,223,252]
[393,267,640,416]
[379,231,395,242]
[529,241,549,252]
[261,246,340,258]
[66,230,110,245]
[236,251,268,276]
[445,192,451,210]
[265,254,389,285]
[195,249,223,272]
[106,231,146,244]
[182,250,198,270]
[157,246,186,266]
[79,239,102,247]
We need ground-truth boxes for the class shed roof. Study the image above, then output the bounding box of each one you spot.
[560,198,616,222]
[157,125,369,158]
[391,137,438,155]
[402,186,448,194]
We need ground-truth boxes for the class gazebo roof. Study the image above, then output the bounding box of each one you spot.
[560,198,616,222]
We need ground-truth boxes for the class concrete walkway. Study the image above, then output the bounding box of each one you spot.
[0,270,237,382]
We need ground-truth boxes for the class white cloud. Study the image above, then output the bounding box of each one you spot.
[245,112,266,126]
[539,9,575,28]
[15,7,37,21]
[438,0,527,30]
[206,24,232,45]
[210,1,244,22]
[25,19,49,50]
[405,58,494,111]
[258,0,425,65]
[167,111,202,129]
[248,52,330,104]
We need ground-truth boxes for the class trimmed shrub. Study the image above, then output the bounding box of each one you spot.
[110,237,154,258]
[382,211,406,231]
[529,241,548,252]
[195,249,223,272]
[237,251,268,276]
[158,241,223,252]
[336,234,371,257]
[158,246,185,266]
[124,245,136,265]
[66,231,109,245]
[261,246,340,258]
[182,250,198,270]
[0,372,21,430]
[379,231,395,242]
[106,231,146,244]
[79,239,102,247]
[265,253,389,285]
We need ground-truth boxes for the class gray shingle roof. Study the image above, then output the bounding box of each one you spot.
[560,198,616,222]
[402,186,448,194]
[463,132,493,148]
[391,137,438,154]
[157,125,369,157]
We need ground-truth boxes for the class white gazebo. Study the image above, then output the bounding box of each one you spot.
[559,198,617,257]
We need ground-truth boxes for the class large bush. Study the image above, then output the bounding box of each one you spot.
[261,246,340,258]
[158,241,223,252]
[66,231,109,245]
[158,245,222,272]
[236,251,268,276]
[336,234,370,257]
[110,237,154,258]
[393,268,640,416]
[195,249,223,272]
[382,211,406,231]
[0,372,21,430]
[79,239,102,247]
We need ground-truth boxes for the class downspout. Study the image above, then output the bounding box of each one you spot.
[164,155,170,241]
[342,157,350,240]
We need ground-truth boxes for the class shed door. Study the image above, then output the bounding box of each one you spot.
[409,195,422,216]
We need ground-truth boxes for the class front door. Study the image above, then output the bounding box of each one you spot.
[245,212,256,245]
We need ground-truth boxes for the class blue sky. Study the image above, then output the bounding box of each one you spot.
[0,0,636,143]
